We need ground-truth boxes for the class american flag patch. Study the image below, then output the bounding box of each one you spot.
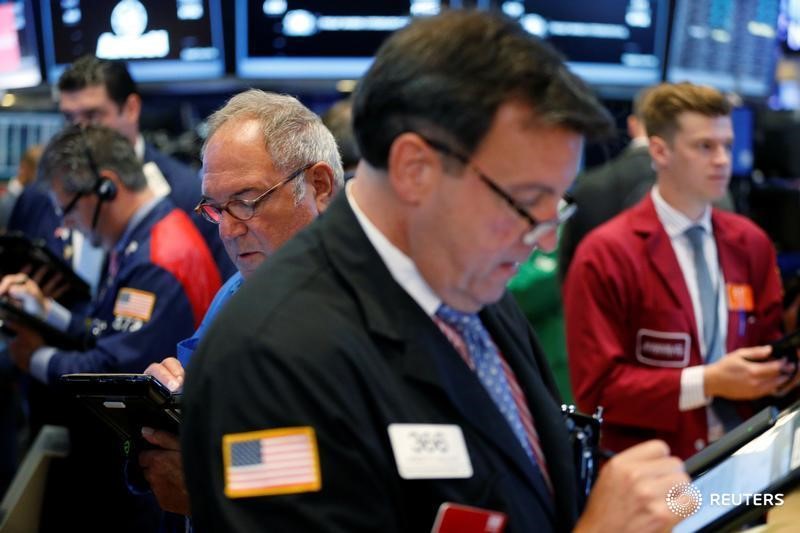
[113,288,156,321]
[223,427,321,498]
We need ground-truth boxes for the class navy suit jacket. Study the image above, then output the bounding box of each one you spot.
[7,185,66,257]
[144,145,234,280]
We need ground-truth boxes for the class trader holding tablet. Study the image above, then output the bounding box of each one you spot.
[565,82,800,460]
[137,89,343,518]
[0,124,221,532]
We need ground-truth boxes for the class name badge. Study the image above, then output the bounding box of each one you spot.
[142,161,172,199]
[727,283,754,312]
[636,329,690,367]
[388,424,473,480]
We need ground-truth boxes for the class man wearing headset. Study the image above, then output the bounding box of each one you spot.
[0,124,220,532]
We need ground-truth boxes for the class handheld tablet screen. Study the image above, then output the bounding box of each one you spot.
[674,408,800,532]
[59,374,181,445]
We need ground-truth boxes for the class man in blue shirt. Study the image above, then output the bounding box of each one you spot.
[135,89,344,519]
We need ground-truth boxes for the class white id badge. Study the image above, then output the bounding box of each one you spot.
[142,162,173,199]
[388,424,473,480]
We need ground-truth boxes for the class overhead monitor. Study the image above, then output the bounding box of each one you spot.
[236,0,452,80]
[496,1,668,94]
[40,0,224,84]
[0,1,42,90]
[731,106,755,176]
[778,0,800,53]
[237,0,668,92]
[666,0,780,98]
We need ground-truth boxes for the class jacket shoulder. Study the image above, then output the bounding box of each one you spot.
[713,209,771,243]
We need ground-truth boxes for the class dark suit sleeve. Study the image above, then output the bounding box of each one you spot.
[182,313,402,533]
[45,263,196,380]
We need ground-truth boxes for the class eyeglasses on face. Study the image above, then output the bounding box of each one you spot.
[54,190,88,217]
[416,134,576,246]
[194,163,314,224]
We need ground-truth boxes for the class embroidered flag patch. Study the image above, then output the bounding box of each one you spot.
[223,427,321,498]
[113,288,156,321]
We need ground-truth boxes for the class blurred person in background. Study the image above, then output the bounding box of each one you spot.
[0,124,220,532]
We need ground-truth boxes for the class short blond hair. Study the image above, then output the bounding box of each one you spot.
[641,82,731,141]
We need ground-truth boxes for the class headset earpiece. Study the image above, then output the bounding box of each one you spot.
[94,178,117,202]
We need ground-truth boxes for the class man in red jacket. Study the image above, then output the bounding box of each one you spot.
[565,82,800,460]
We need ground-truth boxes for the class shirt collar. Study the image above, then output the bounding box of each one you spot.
[651,185,712,239]
[345,181,441,316]
[134,135,145,162]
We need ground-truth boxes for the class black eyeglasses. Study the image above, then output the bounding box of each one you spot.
[194,163,314,224]
[418,135,576,246]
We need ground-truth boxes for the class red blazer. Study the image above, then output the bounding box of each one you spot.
[564,195,783,459]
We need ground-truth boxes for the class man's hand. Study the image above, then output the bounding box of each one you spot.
[575,440,688,533]
[138,428,190,515]
[6,322,45,372]
[704,346,795,400]
[0,273,50,318]
[775,350,800,396]
[144,357,185,392]
[26,265,70,301]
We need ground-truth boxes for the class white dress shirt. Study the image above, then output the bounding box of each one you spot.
[651,187,727,441]
[345,181,441,317]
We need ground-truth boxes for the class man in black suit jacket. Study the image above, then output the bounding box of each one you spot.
[182,11,689,533]
[558,90,655,280]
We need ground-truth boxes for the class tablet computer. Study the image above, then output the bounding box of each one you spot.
[0,296,87,350]
[58,373,181,448]
[674,401,800,533]
[771,328,800,366]
[0,232,91,307]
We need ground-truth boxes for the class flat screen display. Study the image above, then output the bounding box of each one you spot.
[40,0,224,83]
[498,1,668,92]
[236,0,668,92]
[666,0,780,98]
[732,106,755,175]
[674,406,800,532]
[0,0,42,89]
[236,0,448,79]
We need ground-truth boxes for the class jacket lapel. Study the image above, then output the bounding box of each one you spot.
[319,195,557,520]
[481,304,576,522]
[712,212,748,350]
[405,315,556,521]
[632,196,697,321]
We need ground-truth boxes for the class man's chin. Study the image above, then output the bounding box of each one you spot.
[235,252,266,277]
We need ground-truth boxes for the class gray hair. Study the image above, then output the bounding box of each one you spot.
[203,90,344,203]
[37,124,146,193]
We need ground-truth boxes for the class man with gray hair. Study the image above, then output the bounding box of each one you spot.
[134,89,343,520]
[0,124,221,531]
